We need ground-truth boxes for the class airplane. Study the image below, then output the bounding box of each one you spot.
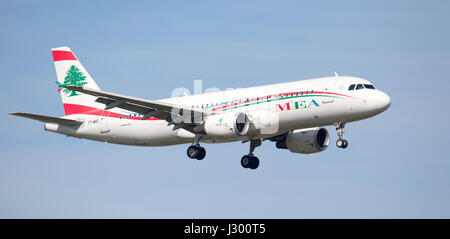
[10,47,391,170]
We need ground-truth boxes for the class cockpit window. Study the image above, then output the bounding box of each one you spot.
[355,84,364,90]
[364,84,375,89]
[348,84,355,90]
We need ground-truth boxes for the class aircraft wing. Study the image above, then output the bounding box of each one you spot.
[9,112,83,126]
[65,86,207,122]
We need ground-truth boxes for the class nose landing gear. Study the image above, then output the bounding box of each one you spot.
[336,138,348,148]
[335,122,348,149]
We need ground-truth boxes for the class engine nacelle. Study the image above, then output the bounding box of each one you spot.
[276,127,330,154]
[245,110,280,136]
[203,112,249,138]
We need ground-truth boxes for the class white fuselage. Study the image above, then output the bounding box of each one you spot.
[45,76,391,146]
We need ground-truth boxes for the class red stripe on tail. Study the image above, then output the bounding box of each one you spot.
[52,51,77,62]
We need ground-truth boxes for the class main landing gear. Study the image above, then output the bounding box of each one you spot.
[187,134,206,160]
[335,122,348,149]
[185,134,263,170]
[241,139,261,170]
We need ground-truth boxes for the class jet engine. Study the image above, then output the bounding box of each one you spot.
[276,127,330,154]
[203,112,250,138]
[203,110,280,139]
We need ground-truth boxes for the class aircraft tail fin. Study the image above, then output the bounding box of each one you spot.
[52,46,104,115]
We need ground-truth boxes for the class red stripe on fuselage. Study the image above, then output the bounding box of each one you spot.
[52,51,77,62]
[63,103,160,120]
[313,91,354,98]
[210,91,354,111]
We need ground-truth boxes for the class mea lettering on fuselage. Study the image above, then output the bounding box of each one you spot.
[276,99,319,112]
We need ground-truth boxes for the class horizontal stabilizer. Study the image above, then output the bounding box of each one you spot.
[9,112,83,126]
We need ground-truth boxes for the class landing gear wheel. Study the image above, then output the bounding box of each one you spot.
[187,145,206,160]
[341,139,348,149]
[249,156,260,170]
[241,155,260,170]
[336,139,343,148]
[241,155,251,168]
[336,139,348,148]
[196,147,206,160]
[187,145,199,159]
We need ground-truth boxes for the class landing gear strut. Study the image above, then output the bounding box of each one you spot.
[187,134,206,160]
[335,122,348,149]
[241,139,261,170]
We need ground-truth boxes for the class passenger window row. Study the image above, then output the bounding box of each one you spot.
[190,90,316,109]
[120,114,139,119]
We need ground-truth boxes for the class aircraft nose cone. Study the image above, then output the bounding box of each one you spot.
[375,91,391,112]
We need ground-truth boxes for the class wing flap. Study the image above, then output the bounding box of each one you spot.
[95,97,150,115]
[95,97,169,120]
[9,112,83,126]
[66,86,206,122]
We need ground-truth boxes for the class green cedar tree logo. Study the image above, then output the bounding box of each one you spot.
[58,65,87,96]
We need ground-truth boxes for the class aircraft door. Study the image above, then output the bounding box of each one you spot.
[100,111,111,134]
[322,78,337,104]
[322,78,337,92]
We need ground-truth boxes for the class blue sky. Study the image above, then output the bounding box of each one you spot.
[1,0,449,218]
